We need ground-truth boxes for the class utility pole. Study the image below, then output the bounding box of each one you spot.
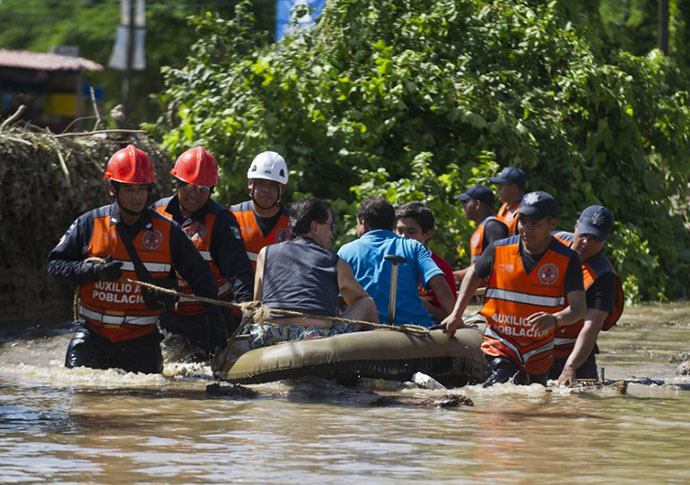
[658,0,669,54]
[123,0,135,118]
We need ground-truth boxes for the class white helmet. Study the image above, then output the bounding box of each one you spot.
[247,151,288,185]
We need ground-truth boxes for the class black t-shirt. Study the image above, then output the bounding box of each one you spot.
[255,210,283,238]
[585,270,615,312]
[482,219,510,252]
[474,238,584,293]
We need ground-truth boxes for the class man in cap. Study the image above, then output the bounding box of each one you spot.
[153,147,254,356]
[230,151,291,272]
[48,145,227,373]
[490,166,526,236]
[551,205,624,385]
[452,185,509,285]
[442,191,586,386]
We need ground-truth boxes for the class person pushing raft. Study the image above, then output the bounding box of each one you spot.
[153,147,254,356]
[551,205,624,385]
[442,191,586,386]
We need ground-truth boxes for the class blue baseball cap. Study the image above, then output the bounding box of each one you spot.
[518,191,558,219]
[456,185,495,205]
[489,166,526,189]
[577,205,613,240]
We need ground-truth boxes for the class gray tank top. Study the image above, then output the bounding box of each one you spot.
[262,237,339,317]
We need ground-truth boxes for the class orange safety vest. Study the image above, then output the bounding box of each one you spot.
[480,236,573,374]
[552,232,624,359]
[229,200,290,271]
[154,202,231,316]
[470,216,501,263]
[79,213,174,342]
[496,201,520,236]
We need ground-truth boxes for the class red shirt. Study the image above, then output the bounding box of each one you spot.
[419,251,457,308]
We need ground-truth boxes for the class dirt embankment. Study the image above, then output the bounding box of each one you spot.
[0,125,173,324]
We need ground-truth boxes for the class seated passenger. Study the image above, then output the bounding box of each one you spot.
[394,201,456,323]
[338,196,455,327]
[248,198,378,348]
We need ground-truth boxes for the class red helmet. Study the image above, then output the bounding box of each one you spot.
[171,147,219,186]
[104,145,156,184]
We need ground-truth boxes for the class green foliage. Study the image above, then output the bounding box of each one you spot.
[156,0,690,301]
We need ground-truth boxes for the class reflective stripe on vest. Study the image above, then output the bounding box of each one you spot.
[119,261,172,273]
[485,288,566,308]
[80,305,159,326]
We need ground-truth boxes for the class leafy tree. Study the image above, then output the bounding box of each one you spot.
[156,0,690,302]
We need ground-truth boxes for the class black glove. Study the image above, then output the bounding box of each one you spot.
[92,256,123,281]
[141,286,167,311]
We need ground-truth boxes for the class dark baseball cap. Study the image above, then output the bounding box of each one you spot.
[577,205,613,240]
[489,166,526,189]
[517,191,558,220]
[456,185,495,205]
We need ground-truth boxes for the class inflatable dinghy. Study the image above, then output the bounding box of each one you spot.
[215,328,485,387]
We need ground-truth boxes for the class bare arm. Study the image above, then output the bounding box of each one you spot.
[422,297,447,324]
[428,274,456,317]
[253,247,267,301]
[453,266,470,286]
[337,258,370,305]
[557,308,608,386]
[440,265,482,336]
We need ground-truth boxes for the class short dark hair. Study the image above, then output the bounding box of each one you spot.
[395,201,435,233]
[357,196,395,231]
[289,197,331,236]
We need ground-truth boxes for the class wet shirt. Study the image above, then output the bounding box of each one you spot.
[419,251,456,309]
[337,230,442,327]
[262,237,339,317]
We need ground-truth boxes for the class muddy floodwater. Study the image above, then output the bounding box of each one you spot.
[1,303,689,483]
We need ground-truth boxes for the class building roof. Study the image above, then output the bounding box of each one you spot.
[0,49,103,72]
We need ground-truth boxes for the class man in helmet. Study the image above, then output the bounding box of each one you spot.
[153,147,254,355]
[230,151,291,271]
[47,145,228,374]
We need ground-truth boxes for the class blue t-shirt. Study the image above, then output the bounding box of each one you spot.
[337,230,443,327]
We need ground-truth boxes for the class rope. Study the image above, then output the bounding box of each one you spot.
[72,257,432,338]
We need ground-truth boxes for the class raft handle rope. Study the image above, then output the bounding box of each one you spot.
[74,257,433,339]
